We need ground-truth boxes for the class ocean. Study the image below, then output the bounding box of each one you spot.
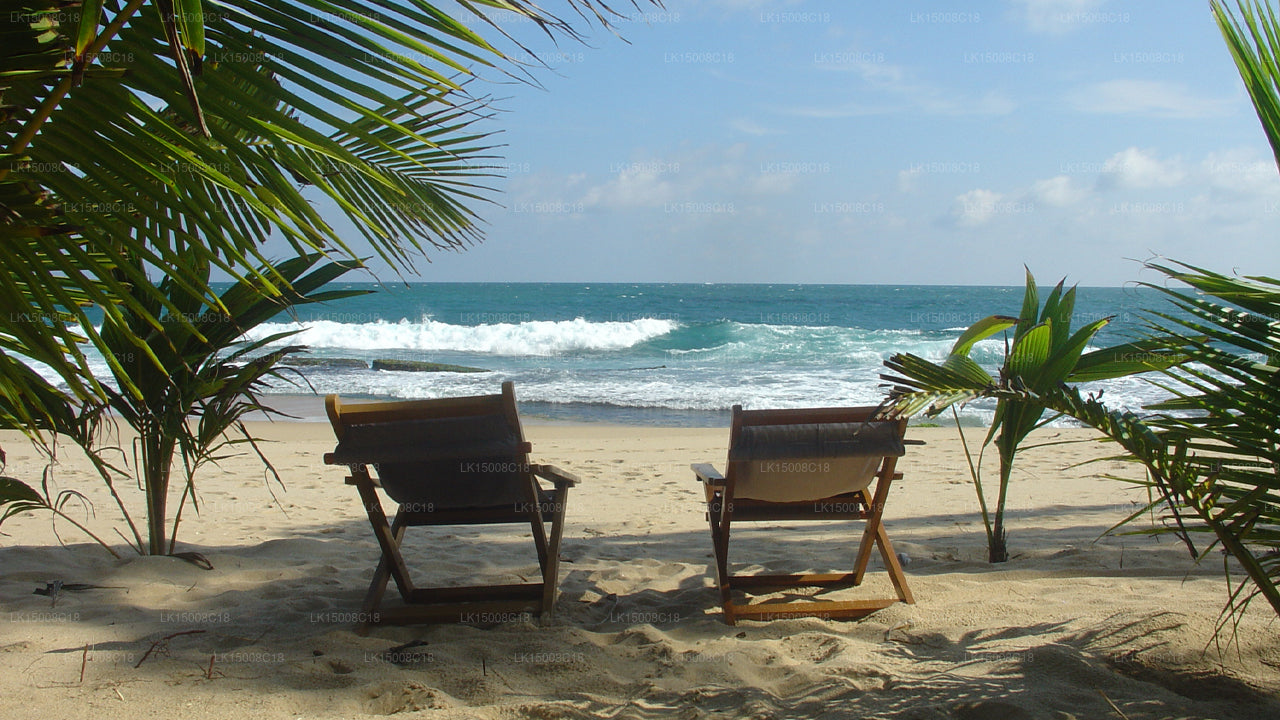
[232,282,1168,426]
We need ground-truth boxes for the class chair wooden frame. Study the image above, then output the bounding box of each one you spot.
[692,405,915,624]
[323,382,578,630]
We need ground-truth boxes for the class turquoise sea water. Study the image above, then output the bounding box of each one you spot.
[228,282,1167,426]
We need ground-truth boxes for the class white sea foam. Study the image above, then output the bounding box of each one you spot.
[243,317,679,356]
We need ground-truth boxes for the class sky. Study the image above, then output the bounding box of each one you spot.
[320,0,1279,286]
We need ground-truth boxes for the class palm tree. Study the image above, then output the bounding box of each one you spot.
[3,253,366,555]
[0,1,654,550]
[3,1,635,412]
[2,0,650,419]
[99,253,368,555]
[883,270,1186,562]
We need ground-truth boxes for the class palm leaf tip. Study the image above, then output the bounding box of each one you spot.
[951,315,1019,356]
[0,476,45,511]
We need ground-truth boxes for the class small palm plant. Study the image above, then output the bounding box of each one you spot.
[878,1,1280,618]
[896,260,1280,620]
[883,269,1185,562]
[0,253,367,556]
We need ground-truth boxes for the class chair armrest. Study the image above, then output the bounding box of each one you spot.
[691,463,725,486]
[531,463,580,487]
[336,462,382,488]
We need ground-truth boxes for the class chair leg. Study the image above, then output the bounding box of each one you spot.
[847,466,913,607]
[361,516,408,616]
[853,467,897,586]
[354,478,416,600]
[873,521,915,604]
[704,487,735,624]
[710,471,912,625]
[527,480,551,575]
[539,483,571,622]
[851,501,879,586]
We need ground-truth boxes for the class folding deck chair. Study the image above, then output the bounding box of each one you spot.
[692,405,916,624]
[324,382,578,629]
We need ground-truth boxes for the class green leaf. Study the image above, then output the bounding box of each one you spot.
[943,353,998,386]
[73,0,106,83]
[1014,266,1039,341]
[1067,337,1190,382]
[0,476,47,525]
[1039,279,1065,327]
[1007,322,1052,381]
[173,0,206,70]
[1037,317,1111,391]
[1049,284,1078,351]
[950,315,1018,357]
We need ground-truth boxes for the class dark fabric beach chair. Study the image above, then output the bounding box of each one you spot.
[324,382,578,630]
[692,405,916,624]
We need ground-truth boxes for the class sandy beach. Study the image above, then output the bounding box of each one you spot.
[1,420,1277,719]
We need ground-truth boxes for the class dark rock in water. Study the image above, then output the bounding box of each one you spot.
[281,357,369,369]
[371,359,489,373]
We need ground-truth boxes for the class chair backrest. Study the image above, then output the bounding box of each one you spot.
[324,382,536,509]
[726,405,906,502]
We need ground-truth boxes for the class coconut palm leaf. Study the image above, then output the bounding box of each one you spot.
[992,376,1280,619]
[1,0,653,430]
[0,473,122,557]
[2,0,659,554]
[1215,0,1280,168]
[1067,337,1190,382]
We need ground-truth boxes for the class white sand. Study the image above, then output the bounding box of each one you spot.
[1,422,1277,719]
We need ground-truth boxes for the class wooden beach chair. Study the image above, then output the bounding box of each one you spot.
[323,382,578,629]
[692,405,915,624]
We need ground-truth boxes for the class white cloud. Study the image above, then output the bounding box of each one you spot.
[1033,175,1087,206]
[748,172,799,194]
[1201,148,1280,196]
[730,118,778,136]
[898,167,922,193]
[570,145,815,212]
[789,60,1016,118]
[1099,147,1185,189]
[581,165,681,209]
[944,147,1266,222]
[847,59,906,85]
[922,90,1016,117]
[1010,0,1106,35]
[954,189,1006,226]
[1068,79,1234,119]
[786,102,899,119]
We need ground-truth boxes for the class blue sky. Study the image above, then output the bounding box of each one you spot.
[333,0,1278,286]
